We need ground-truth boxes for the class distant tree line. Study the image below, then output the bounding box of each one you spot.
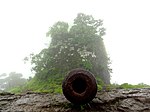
[0,72,27,91]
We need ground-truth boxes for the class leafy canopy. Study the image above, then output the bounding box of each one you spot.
[27,13,111,89]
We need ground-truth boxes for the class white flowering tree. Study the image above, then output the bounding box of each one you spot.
[30,13,111,84]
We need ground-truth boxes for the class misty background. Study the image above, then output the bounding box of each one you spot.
[0,0,150,85]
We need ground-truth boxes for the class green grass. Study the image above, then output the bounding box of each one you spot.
[111,83,150,89]
[10,75,63,94]
[9,74,150,94]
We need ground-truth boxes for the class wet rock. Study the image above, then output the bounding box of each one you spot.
[0,88,150,112]
[0,92,14,96]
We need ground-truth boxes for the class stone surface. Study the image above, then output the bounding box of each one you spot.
[0,88,150,112]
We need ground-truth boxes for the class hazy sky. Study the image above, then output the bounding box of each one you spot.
[0,0,150,84]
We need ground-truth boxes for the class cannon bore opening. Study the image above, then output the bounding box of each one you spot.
[62,68,97,104]
[72,77,87,94]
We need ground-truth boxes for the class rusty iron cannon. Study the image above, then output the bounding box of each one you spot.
[62,68,97,104]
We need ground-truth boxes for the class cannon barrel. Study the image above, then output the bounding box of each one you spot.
[62,68,97,104]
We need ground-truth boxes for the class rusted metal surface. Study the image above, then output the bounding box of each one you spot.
[62,68,97,104]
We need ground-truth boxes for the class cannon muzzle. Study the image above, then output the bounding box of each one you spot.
[62,68,97,104]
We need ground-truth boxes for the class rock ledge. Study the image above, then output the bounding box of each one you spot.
[0,88,150,112]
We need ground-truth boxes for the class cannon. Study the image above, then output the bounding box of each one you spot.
[62,68,97,104]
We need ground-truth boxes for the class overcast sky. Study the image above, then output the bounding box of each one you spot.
[0,0,150,84]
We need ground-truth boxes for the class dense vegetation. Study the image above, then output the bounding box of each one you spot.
[4,13,149,94]
[20,13,111,93]
[111,83,150,89]
[33,13,111,82]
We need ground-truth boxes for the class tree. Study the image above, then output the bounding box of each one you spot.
[0,72,27,91]
[0,73,7,78]
[30,13,111,84]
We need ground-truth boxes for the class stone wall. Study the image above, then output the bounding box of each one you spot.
[0,88,150,112]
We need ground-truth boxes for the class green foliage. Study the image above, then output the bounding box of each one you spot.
[81,60,92,70]
[135,83,150,88]
[9,86,23,94]
[110,83,150,89]
[96,76,104,90]
[46,21,69,38]
[119,83,150,89]
[0,72,27,91]
[119,83,133,89]
[24,13,111,93]
[17,75,63,93]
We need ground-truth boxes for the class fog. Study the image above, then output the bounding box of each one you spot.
[0,0,150,84]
